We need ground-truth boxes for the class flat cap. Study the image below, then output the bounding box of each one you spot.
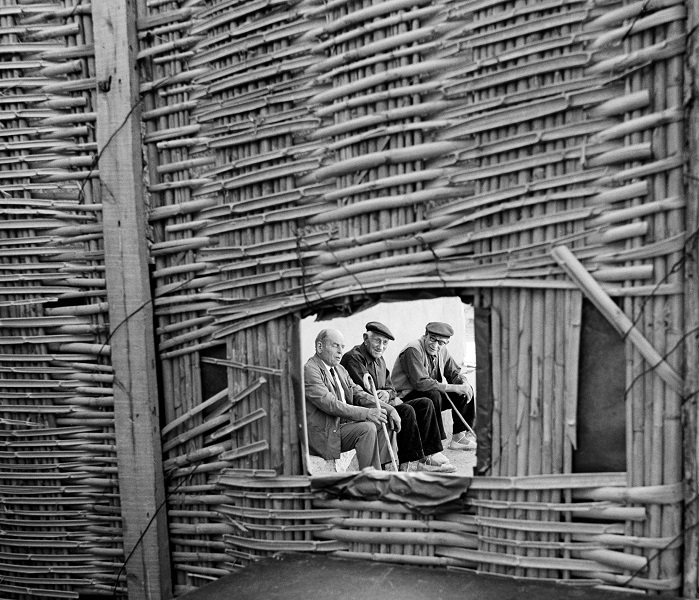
[366,321,394,341]
[425,322,454,337]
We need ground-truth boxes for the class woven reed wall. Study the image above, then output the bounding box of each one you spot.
[0,0,693,596]
[0,0,126,597]
[217,470,684,594]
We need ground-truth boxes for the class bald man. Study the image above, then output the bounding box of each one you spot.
[304,328,399,470]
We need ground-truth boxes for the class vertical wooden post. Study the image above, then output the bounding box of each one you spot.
[683,1,699,595]
[92,2,172,598]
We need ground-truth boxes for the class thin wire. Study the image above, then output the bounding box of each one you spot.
[416,234,448,288]
[619,0,652,45]
[312,237,375,306]
[61,65,214,594]
[624,324,699,401]
[111,466,198,596]
[620,494,699,588]
[294,228,324,314]
[624,223,699,336]
[76,70,183,203]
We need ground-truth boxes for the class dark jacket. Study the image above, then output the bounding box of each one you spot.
[303,354,376,460]
[341,343,397,403]
[391,337,466,397]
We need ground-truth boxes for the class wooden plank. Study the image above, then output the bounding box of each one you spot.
[683,3,699,596]
[92,2,172,599]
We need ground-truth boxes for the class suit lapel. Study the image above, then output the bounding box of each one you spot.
[336,369,350,404]
[317,357,349,403]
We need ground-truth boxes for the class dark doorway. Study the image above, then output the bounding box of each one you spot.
[573,299,627,472]
[200,344,228,400]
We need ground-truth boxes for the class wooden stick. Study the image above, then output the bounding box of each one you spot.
[443,393,476,436]
[162,377,266,436]
[363,373,398,471]
[550,245,683,394]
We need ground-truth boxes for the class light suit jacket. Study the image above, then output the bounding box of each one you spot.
[304,354,376,460]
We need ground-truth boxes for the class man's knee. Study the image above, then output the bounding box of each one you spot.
[357,421,377,439]
[396,403,416,423]
[420,389,442,404]
[410,397,435,416]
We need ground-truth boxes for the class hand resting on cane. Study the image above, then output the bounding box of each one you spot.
[365,406,387,425]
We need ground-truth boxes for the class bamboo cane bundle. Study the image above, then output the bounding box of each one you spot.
[197,45,315,86]
[594,107,682,142]
[314,39,445,83]
[315,528,479,548]
[448,10,591,49]
[595,234,684,263]
[591,196,684,225]
[436,545,620,572]
[309,59,460,107]
[589,222,648,244]
[308,188,465,225]
[300,142,462,184]
[309,103,451,140]
[587,34,684,75]
[312,4,439,49]
[310,25,445,73]
[224,534,346,552]
[592,265,654,281]
[192,25,313,69]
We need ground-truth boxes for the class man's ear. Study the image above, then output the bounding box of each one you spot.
[362,333,369,342]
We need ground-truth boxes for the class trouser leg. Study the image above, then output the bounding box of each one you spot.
[393,403,423,463]
[403,396,443,457]
[340,421,380,469]
[376,422,393,466]
[444,391,475,435]
[402,389,446,440]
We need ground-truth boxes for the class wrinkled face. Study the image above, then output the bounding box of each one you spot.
[363,332,390,359]
[317,330,345,366]
[424,332,450,356]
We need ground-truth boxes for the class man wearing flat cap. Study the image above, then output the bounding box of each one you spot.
[341,321,455,472]
[391,322,476,451]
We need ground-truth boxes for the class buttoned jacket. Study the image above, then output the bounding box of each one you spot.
[303,354,376,460]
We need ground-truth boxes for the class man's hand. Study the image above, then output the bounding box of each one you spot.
[446,382,474,400]
[388,409,401,433]
[366,407,388,425]
[376,389,390,403]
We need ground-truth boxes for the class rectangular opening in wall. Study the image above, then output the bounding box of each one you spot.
[573,298,627,473]
[299,296,478,475]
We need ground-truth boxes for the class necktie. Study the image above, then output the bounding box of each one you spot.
[330,367,346,403]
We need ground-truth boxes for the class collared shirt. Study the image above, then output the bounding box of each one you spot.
[340,343,397,403]
[319,360,346,403]
[396,336,464,394]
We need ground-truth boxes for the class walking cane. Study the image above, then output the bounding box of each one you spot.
[362,373,399,471]
[444,393,477,436]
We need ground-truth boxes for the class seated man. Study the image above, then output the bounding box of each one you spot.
[391,322,476,450]
[304,327,400,470]
[341,321,455,472]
